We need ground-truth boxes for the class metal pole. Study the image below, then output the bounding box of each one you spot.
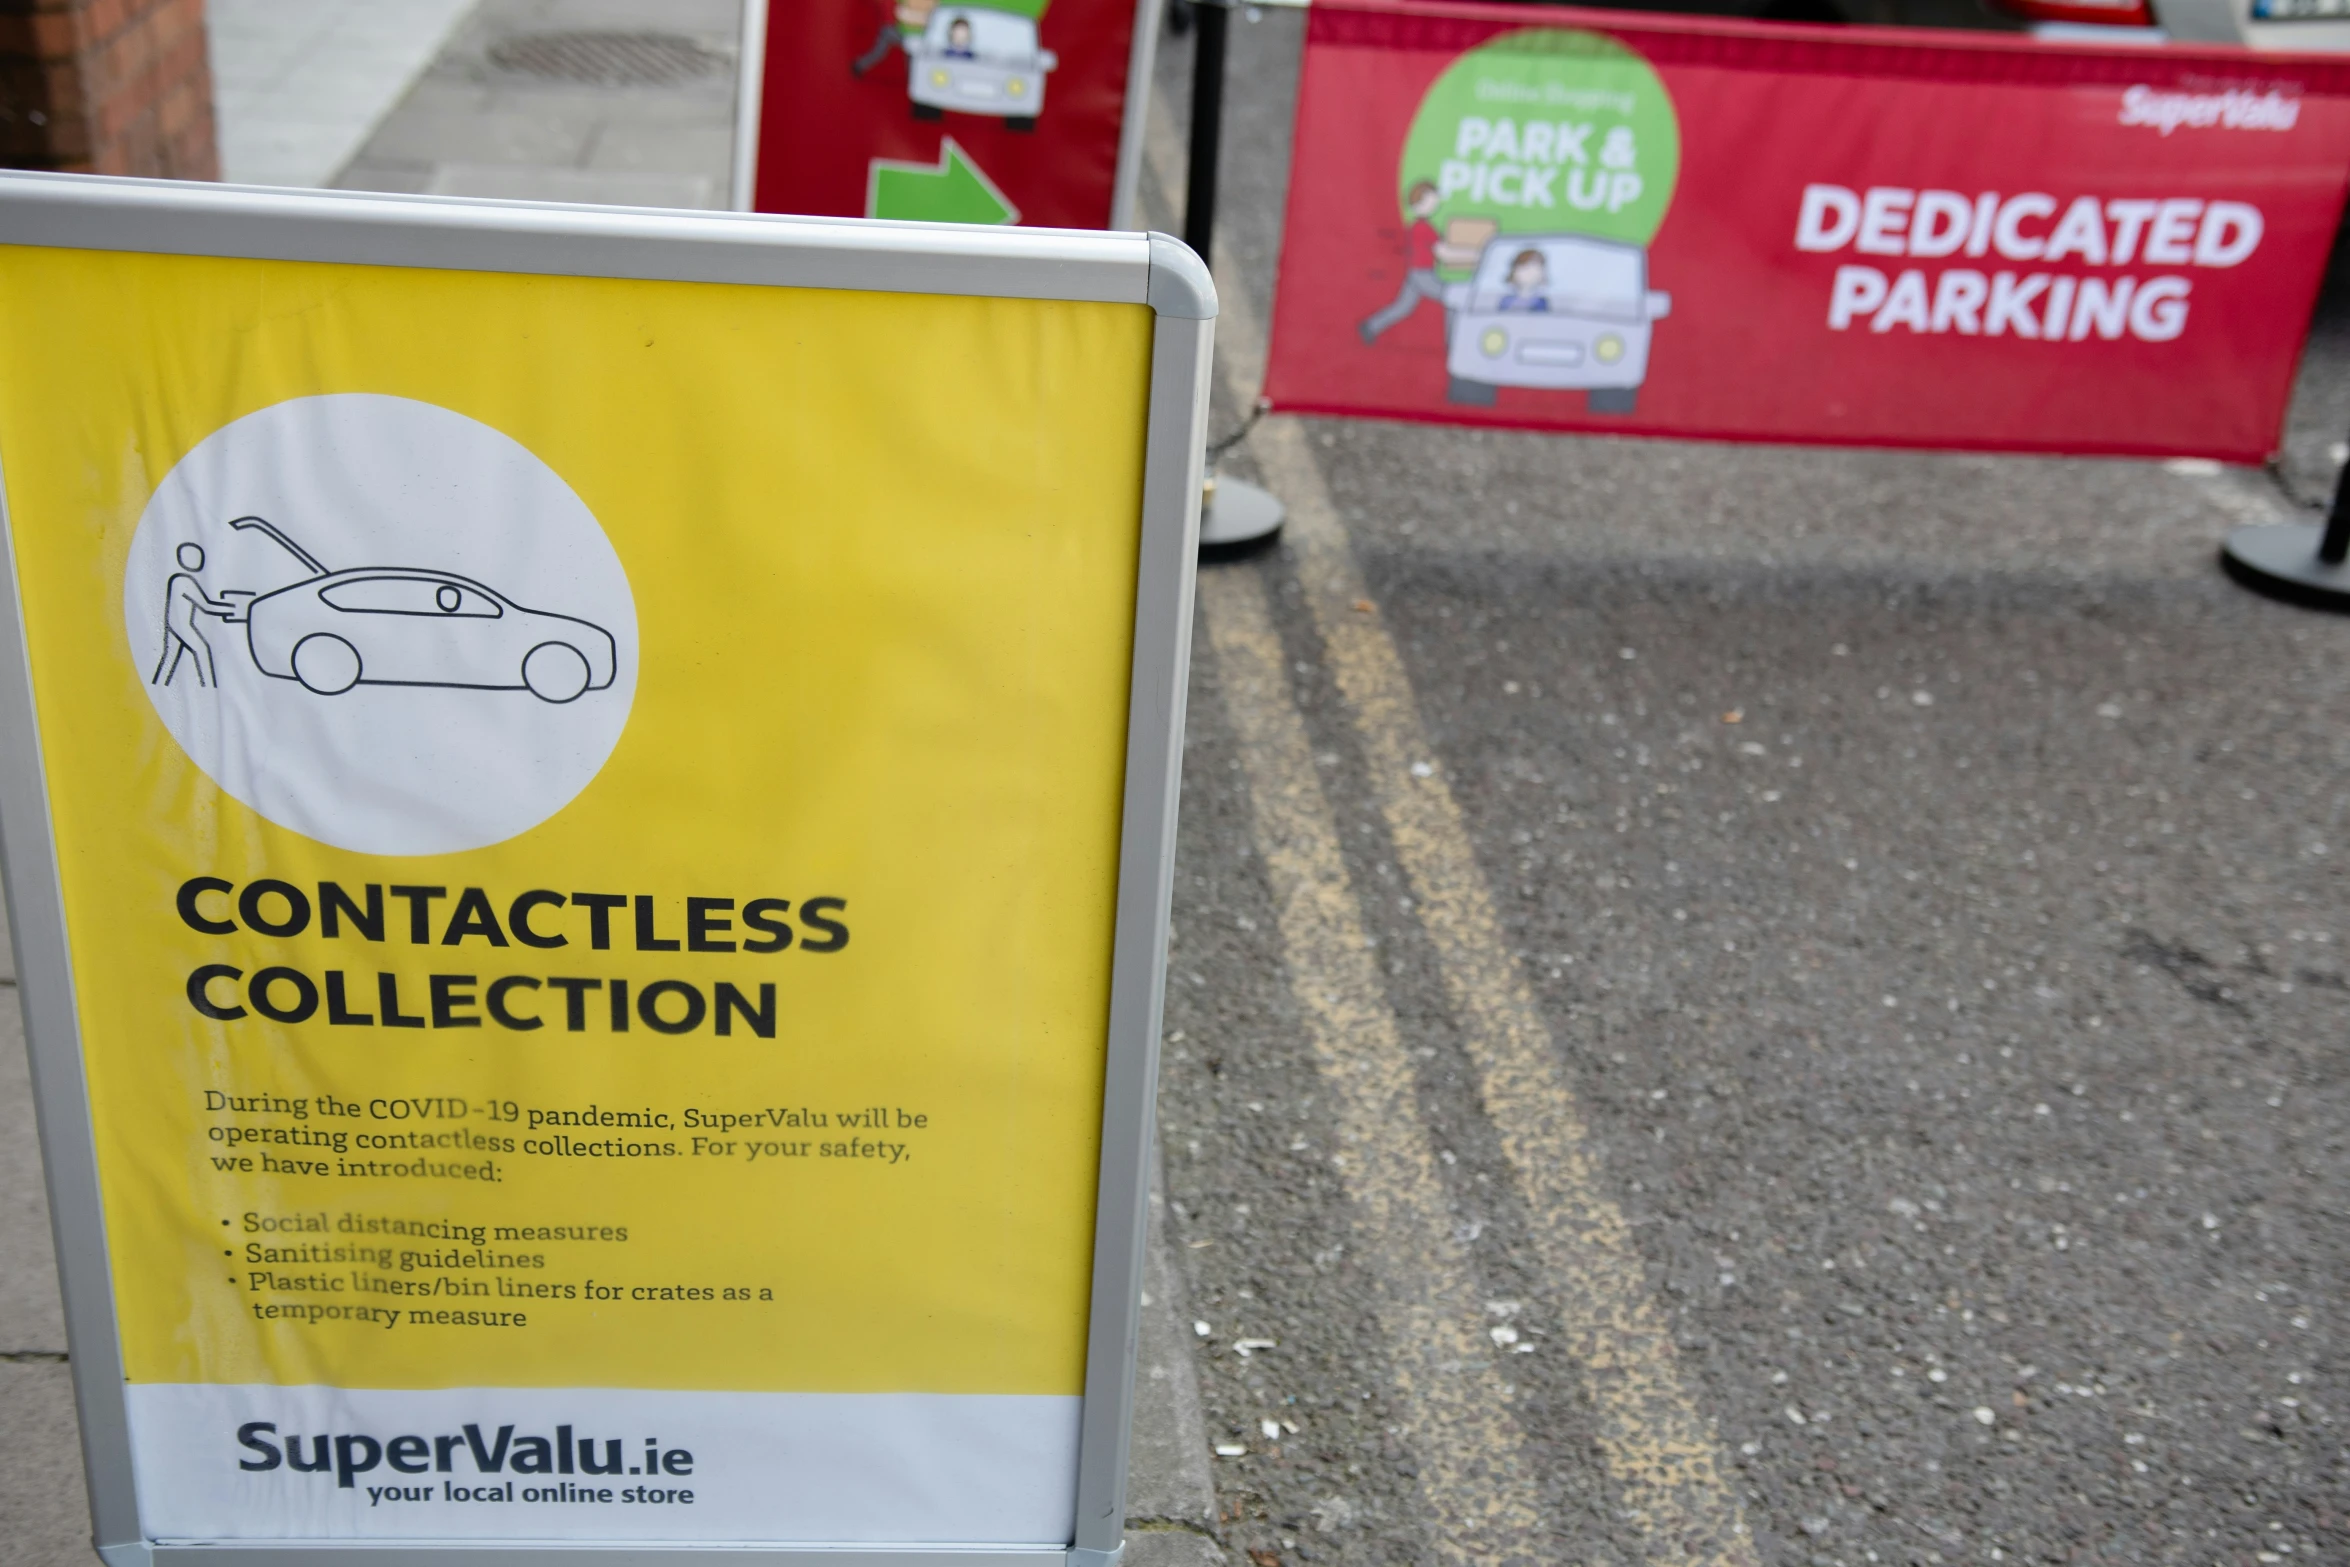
[2323,441,2350,565]
[1178,0,1285,552]
[2220,428,2350,608]
[1183,0,1227,262]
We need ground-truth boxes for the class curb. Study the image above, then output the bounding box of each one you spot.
[1123,1143,1227,1564]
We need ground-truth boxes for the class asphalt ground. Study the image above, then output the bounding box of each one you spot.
[1148,9,2350,1566]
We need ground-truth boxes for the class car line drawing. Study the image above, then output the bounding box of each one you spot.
[1441,233,1672,413]
[907,7,1056,130]
[215,517,618,704]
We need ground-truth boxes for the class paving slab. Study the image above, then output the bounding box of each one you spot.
[0,985,77,1567]
[583,122,737,180]
[425,163,715,208]
[208,0,480,187]
[354,100,600,172]
[0,991,60,1355]
[335,0,740,206]
[486,0,741,29]
[0,1362,86,1566]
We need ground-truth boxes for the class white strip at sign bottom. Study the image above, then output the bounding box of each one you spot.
[126,1385,1080,1544]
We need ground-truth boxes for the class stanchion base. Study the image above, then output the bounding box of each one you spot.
[2221,522,2350,612]
[1201,476,1284,557]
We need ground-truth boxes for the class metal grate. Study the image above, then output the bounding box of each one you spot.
[486,31,730,86]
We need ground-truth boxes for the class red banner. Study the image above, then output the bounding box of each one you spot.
[1264,0,2350,460]
[745,0,1146,231]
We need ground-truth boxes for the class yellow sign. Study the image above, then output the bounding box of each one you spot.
[0,201,1202,1550]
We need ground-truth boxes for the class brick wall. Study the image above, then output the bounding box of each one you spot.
[0,0,218,178]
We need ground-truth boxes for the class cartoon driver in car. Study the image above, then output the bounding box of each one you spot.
[1498,249,1550,312]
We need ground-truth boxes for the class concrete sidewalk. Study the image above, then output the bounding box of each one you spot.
[207,0,477,187]
[0,3,1225,1560]
[333,0,742,210]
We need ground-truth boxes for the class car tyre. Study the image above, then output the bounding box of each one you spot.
[1447,376,1497,407]
[291,634,362,696]
[1588,388,1638,414]
[523,642,593,704]
[912,101,943,120]
[1007,115,1038,133]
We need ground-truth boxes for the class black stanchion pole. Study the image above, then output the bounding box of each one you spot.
[2221,425,2350,610]
[2321,450,2350,567]
[1185,0,1286,553]
[1183,0,1227,262]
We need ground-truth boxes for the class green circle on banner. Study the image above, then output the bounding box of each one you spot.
[1398,29,1679,256]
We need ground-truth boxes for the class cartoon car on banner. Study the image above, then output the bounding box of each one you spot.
[907,7,1057,130]
[224,517,618,704]
[1442,233,1673,412]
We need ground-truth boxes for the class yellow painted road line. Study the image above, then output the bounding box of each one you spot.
[1199,563,1554,1566]
[1143,96,1754,1566]
[1144,109,1558,1567]
[1247,413,1755,1567]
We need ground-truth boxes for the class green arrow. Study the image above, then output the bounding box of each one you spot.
[867,138,1019,226]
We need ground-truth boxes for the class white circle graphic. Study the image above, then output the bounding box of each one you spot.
[125,395,638,856]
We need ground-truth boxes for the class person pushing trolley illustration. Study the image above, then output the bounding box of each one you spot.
[151,541,243,688]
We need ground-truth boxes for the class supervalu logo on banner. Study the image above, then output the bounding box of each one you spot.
[123,394,639,857]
